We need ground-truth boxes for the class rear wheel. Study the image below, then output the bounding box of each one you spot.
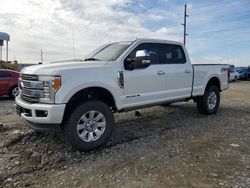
[196,85,220,115]
[64,101,114,151]
[9,86,19,99]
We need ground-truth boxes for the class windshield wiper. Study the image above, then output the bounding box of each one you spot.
[82,57,101,61]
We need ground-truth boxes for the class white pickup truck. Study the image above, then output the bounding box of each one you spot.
[15,38,229,151]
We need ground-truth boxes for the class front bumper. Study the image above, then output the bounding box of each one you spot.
[15,95,66,124]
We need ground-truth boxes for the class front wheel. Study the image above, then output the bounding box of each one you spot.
[196,85,220,115]
[64,101,114,151]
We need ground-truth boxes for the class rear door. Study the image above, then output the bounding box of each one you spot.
[122,43,167,108]
[161,44,193,100]
[0,71,12,95]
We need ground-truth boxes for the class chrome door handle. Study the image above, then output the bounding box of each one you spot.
[185,69,191,73]
[157,71,165,75]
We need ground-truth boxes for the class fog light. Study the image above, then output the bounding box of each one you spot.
[35,110,48,117]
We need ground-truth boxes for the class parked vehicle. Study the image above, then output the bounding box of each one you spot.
[0,69,19,98]
[229,69,239,82]
[236,67,249,80]
[229,64,235,70]
[15,38,230,151]
[248,66,250,80]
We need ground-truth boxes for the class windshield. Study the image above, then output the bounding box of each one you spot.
[84,41,132,61]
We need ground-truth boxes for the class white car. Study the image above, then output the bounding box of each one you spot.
[229,69,239,82]
[15,38,230,151]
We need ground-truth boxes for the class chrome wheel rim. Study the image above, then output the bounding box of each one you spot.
[207,91,217,110]
[77,110,106,142]
[12,87,19,97]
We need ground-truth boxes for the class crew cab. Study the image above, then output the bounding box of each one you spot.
[15,38,229,151]
[0,69,19,98]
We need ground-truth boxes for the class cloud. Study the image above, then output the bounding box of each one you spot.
[0,0,249,66]
[0,0,178,63]
[185,0,250,66]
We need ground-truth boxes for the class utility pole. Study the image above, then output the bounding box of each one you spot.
[40,49,43,64]
[182,4,189,45]
[6,41,8,62]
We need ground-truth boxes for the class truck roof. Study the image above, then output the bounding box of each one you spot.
[134,38,183,46]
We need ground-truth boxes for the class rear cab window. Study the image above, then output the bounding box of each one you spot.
[161,44,186,64]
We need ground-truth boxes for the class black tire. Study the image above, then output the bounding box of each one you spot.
[9,85,19,99]
[196,85,220,115]
[64,101,114,151]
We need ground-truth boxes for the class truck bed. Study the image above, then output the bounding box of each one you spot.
[192,64,229,96]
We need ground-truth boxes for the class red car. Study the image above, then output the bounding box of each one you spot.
[0,69,19,99]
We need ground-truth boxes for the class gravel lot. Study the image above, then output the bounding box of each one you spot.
[0,81,249,188]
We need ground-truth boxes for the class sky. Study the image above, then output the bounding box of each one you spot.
[0,0,249,66]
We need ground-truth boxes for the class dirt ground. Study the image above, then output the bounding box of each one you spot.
[0,81,249,188]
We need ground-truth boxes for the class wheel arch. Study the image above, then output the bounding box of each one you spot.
[205,76,221,92]
[63,86,117,123]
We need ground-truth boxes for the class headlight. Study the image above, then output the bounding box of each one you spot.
[39,76,61,103]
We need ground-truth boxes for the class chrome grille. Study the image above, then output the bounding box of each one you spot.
[21,95,39,103]
[21,80,31,88]
[19,74,42,103]
[21,87,32,96]
[21,74,39,81]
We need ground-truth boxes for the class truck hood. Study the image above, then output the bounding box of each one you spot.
[21,61,112,75]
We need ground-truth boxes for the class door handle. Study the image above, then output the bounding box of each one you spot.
[185,69,191,73]
[157,71,165,75]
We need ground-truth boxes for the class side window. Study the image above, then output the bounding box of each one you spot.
[0,71,11,78]
[126,43,161,65]
[161,44,186,64]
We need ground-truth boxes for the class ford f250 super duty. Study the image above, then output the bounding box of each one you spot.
[15,38,230,151]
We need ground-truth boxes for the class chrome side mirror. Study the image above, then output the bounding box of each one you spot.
[135,50,151,66]
[135,50,150,58]
[124,50,151,71]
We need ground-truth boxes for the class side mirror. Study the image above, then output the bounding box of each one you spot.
[125,50,151,70]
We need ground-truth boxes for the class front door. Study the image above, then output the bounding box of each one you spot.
[122,43,167,108]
